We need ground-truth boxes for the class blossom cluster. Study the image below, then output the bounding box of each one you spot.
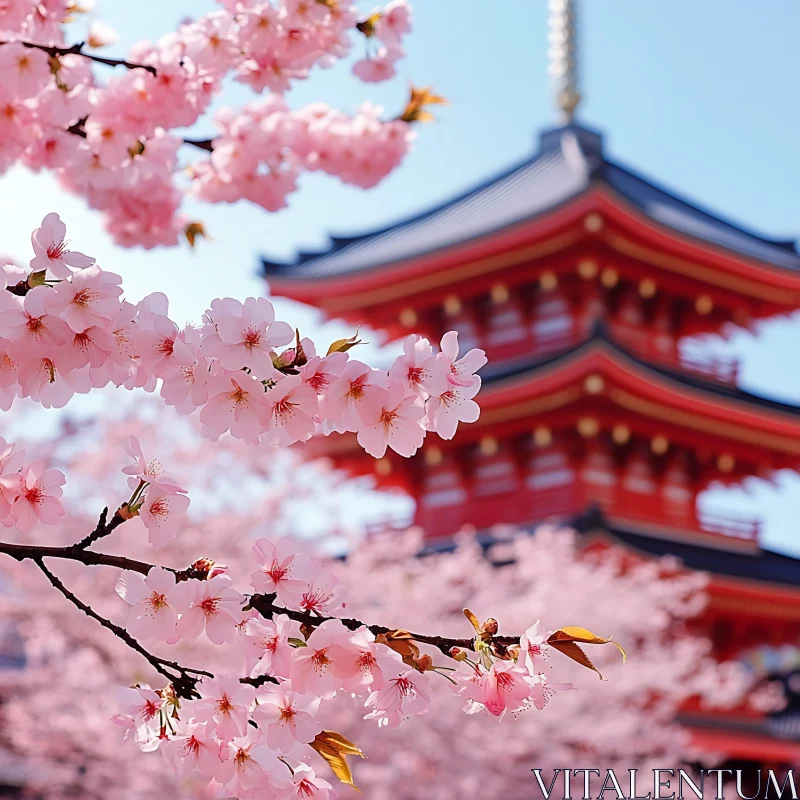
[0,436,65,534]
[114,535,576,799]
[0,213,484,460]
[0,0,416,247]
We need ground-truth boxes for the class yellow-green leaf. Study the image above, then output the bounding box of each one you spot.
[326,331,364,355]
[548,640,604,678]
[184,222,208,248]
[548,626,627,662]
[310,730,365,790]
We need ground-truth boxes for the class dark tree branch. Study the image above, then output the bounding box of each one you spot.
[0,40,157,75]
[73,506,127,550]
[182,137,215,152]
[1,539,154,575]
[34,558,209,699]
[247,593,512,657]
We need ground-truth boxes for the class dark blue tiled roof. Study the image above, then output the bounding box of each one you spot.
[262,123,800,278]
[479,323,800,416]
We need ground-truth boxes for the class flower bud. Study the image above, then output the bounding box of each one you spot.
[450,647,468,662]
[482,618,499,635]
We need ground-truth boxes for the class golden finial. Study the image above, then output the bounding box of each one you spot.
[548,0,581,123]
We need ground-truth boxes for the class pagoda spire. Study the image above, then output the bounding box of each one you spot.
[548,0,582,123]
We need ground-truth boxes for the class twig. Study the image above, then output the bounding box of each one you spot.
[248,593,516,657]
[34,558,208,698]
[182,137,215,152]
[0,40,157,75]
[73,506,127,550]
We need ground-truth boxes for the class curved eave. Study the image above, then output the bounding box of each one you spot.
[476,337,800,456]
[263,187,800,312]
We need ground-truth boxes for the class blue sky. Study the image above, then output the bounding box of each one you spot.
[1,0,798,552]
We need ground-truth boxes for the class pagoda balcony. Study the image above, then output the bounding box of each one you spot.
[364,496,761,546]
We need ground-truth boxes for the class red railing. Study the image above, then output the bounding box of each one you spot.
[697,512,761,542]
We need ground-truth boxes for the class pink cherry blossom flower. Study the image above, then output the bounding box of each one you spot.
[426,378,481,441]
[215,731,288,797]
[0,285,71,354]
[329,626,404,694]
[30,213,95,278]
[438,330,487,387]
[115,567,186,642]
[114,685,163,753]
[253,685,322,752]
[202,296,293,377]
[527,672,575,711]
[356,381,425,458]
[352,50,397,83]
[374,0,413,45]
[290,619,352,698]
[241,614,302,680]
[389,334,448,397]
[173,575,244,645]
[58,325,116,372]
[300,351,347,396]
[138,488,190,546]
[518,619,553,675]
[0,437,25,521]
[44,265,123,333]
[193,674,255,742]
[296,565,345,615]
[134,308,181,380]
[122,435,185,495]
[250,537,314,606]
[263,376,318,446]
[9,461,65,533]
[199,372,270,442]
[364,667,431,728]
[472,660,538,717]
[284,764,334,800]
[324,360,388,433]
[163,719,221,778]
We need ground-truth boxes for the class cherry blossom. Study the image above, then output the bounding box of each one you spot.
[9,460,65,533]
[122,435,185,495]
[193,675,255,742]
[114,685,164,753]
[138,489,191,546]
[426,378,482,441]
[250,537,313,606]
[364,667,432,728]
[284,763,334,800]
[163,719,222,778]
[240,614,302,680]
[438,330,487,387]
[252,685,323,752]
[173,575,244,645]
[356,381,426,458]
[290,619,353,698]
[115,567,188,642]
[329,626,403,694]
[30,213,95,278]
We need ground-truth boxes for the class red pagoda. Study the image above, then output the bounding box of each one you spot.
[262,0,800,767]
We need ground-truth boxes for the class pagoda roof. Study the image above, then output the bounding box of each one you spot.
[420,508,800,590]
[481,323,800,419]
[583,512,800,589]
[262,122,800,281]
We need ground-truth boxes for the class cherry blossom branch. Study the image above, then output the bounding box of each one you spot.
[247,593,515,657]
[0,539,154,574]
[33,558,210,698]
[0,40,157,75]
[0,539,512,657]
